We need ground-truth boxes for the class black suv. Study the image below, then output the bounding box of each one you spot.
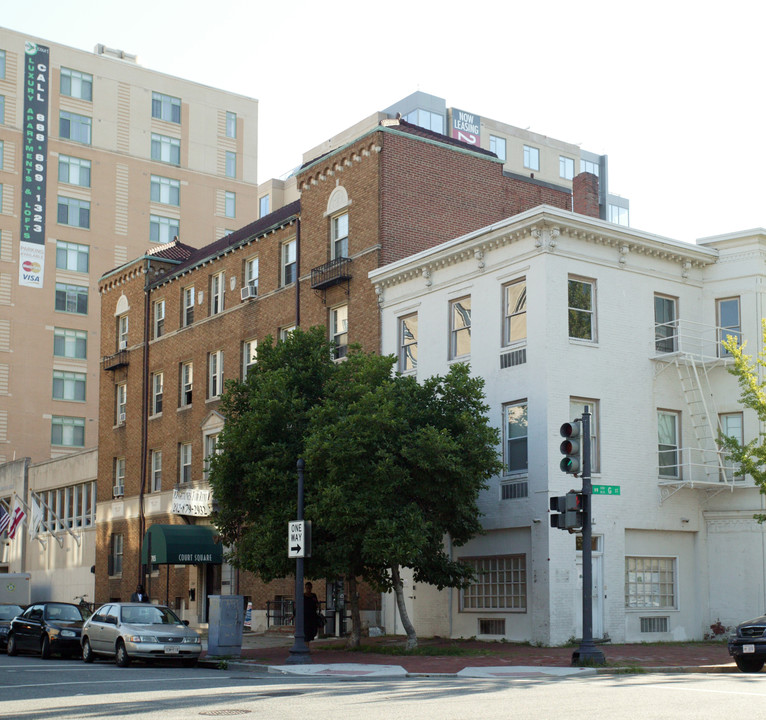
[728,615,766,672]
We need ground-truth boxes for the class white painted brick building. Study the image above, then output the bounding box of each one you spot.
[370,206,766,645]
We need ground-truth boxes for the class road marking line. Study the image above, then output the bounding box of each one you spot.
[0,676,224,689]
[650,684,766,698]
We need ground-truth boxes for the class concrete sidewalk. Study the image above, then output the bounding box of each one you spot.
[198,631,738,678]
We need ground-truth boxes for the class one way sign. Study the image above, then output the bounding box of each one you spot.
[288,520,311,558]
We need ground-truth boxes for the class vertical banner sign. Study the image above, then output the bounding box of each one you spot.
[450,108,481,147]
[19,41,50,289]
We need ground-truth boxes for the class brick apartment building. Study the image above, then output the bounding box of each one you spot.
[96,116,600,628]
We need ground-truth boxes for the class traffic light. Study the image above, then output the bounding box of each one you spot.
[550,491,584,530]
[559,421,581,474]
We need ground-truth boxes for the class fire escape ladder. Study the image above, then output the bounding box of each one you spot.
[674,356,724,484]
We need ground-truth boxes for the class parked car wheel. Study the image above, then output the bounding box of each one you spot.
[82,638,94,663]
[6,633,17,656]
[735,656,764,673]
[40,635,51,659]
[115,640,131,667]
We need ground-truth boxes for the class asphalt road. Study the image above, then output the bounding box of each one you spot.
[3,652,766,720]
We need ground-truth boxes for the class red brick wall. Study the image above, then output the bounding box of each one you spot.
[573,172,600,218]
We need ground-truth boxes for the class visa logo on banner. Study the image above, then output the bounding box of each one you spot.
[19,242,46,288]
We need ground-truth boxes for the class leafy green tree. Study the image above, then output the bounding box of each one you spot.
[210,328,502,649]
[722,323,766,519]
[305,358,502,649]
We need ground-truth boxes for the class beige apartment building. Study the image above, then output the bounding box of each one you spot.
[0,26,259,464]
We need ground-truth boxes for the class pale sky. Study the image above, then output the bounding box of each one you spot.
[4,0,764,244]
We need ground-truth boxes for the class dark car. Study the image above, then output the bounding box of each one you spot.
[7,602,85,659]
[0,603,24,650]
[81,602,201,667]
[728,614,766,672]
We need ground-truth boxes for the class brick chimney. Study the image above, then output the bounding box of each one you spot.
[573,172,600,218]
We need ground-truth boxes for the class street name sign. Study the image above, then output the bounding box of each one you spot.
[592,485,620,495]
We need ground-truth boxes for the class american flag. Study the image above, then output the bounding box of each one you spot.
[0,504,9,535]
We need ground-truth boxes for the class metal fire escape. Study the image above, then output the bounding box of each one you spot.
[653,319,738,502]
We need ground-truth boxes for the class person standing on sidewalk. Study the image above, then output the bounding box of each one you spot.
[303,582,320,642]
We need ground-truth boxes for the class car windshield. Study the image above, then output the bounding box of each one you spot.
[44,604,84,622]
[0,605,23,620]
[121,606,184,625]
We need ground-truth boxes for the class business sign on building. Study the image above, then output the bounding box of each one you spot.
[171,488,212,517]
[19,41,50,289]
[450,108,481,147]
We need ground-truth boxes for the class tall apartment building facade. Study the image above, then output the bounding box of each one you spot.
[95,117,601,625]
[0,27,258,464]
[371,207,762,644]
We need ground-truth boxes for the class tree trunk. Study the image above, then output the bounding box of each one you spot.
[391,564,418,650]
[346,576,361,649]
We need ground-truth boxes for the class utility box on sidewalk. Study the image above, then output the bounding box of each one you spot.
[207,595,244,657]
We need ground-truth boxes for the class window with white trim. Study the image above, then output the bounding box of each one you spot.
[59,111,91,144]
[152,92,181,123]
[461,555,526,611]
[559,156,575,180]
[658,410,680,478]
[489,135,506,161]
[225,151,236,178]
[449,296,471,359]
[523,145,539,171]
[61,68,93,101]
[151,372,163,415]
[179,443,192,483]
[331,212,349,259]
[245,256,259,293]
[51,416,85,447]
[242,340,257,378]
[182,286,194,326]
[153,299,165,338]
[717,297,741,357]
[150,215,179,244]
[399,314,418,372]
[208,350,224,399]
[225,191,236,218]
[210,272,224,315]
[150,175,180,206]
[654,294,678,353]
[281,239,296,285]
[110,533,124,575]
[330,305,348,360]
[55,283,88,315]
[151,133,180,165]
[719,411,744,482]
[150,450,162,492]
[56,241,89,273]
[625,556,676,609]
[279,326,296,342]
[57,196,90,228]
[58,155,91,187]
[114,457,125,492]
[609,204,629,226]
[225,111,237,138]
[504,401,528,474]
[503,278,527,346]
[203,432,220,480]
[117,314,128,349]
[52,370,86,402]
[259,195,270,218]
[116,383,127,423]
[180,362,193,407]
[568,276,596,341]
[54,328,87,359]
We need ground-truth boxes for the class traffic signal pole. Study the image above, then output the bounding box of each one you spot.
[572,405,605,666]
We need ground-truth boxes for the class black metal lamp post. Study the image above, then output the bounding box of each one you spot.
[286,458,312,664]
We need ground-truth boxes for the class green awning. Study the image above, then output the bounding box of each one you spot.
[141,524,222,565]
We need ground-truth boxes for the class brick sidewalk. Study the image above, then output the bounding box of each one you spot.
[204,635,735,673]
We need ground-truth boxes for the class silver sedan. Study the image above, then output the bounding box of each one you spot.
[81,602,201,667]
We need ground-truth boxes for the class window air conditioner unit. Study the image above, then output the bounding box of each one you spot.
[241,285,257,300]
[118,412,126,424]
[119,340,127,350]
[113,485,124,498]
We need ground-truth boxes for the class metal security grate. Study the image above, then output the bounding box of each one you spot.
[479,618,506,635]
[640,616,668,633]
[500,348,526,369]
[501,481,528,500]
